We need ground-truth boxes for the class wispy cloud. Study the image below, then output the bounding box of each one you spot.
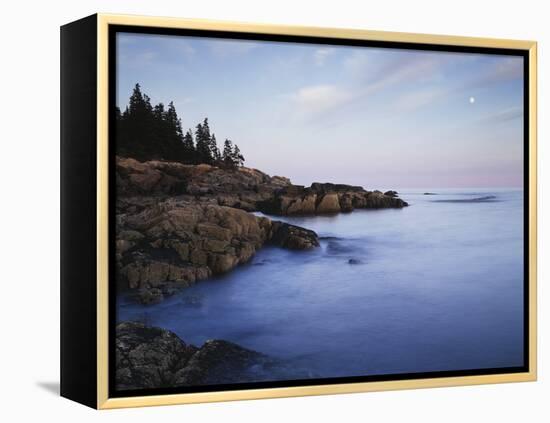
[465,56,523,89]
[393,87,446,111]
[291,51,520,120]
[291,84,355,119]
[290,50,454,120]
[477,107,523,124]
[344,49,452,88]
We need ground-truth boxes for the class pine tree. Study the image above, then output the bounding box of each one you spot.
[166,102,183,140]
[122,83,156,159]
[151,102,168,159]
[222,139,234,167]
[182,129,195,163]
[162,101,185,161]
[153,102,165,120]
[232,144,245,167]
[195,122,212,164]
[202,118,211,140]
[142,94,153,116]
[128,83,144,114]
[210,134,221,162]
[115,84,246,167]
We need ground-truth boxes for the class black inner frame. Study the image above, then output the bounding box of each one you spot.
[108,24,530,399]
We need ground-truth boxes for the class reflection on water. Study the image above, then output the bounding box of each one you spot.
[117,188,524,380]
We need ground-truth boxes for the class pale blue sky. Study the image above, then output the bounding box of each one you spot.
[116,32,524,189]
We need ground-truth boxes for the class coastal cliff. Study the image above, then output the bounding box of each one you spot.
[116,156,408,213]
[116,156,407,303]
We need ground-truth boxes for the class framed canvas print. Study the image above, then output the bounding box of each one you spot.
[60,14,537,409]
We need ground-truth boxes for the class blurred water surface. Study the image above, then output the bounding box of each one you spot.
[118,188,524,380]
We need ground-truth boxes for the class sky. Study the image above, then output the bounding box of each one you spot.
[116,32,524,189]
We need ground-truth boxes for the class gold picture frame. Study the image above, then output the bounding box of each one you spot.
[61,13,537,409]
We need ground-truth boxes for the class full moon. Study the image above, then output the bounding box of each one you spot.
[469,96,476,104]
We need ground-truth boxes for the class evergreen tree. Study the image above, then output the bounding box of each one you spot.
[163,101,185,161]
[142,94,153,117]
[120,83,157,159]
[182,129,195,163]
[128,83,144,113]
[202,118,211,140]
[210,134,221,162]
[153,102,165,120]
[151,103,170,159]
[115,84,246,167]
[195,122,212,164]
[222,139,234,167]
[166,102,183,140]
[232,144,245,167]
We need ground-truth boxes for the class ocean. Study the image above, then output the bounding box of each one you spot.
[117,188,525,381]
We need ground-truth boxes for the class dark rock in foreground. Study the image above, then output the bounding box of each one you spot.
[115,321,198,390]
[115,322,271,390]
[175,338,266,386]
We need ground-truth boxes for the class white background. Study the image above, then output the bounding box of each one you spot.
[0,0,546,421]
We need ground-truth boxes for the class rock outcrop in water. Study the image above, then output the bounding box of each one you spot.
[116,156,406,302]
[117,198,319,303]
[269,221,320,250]
[115,322,269,390]
[259,184,407,215]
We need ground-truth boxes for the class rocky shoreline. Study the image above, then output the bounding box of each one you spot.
[115,157,408,389]
[116,156,408,214]
[116,156,407,303]
[116,321,278,390]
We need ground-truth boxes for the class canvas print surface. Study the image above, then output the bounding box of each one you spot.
[113,31,525,394]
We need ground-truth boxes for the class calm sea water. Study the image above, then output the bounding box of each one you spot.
[117,188,524,380]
